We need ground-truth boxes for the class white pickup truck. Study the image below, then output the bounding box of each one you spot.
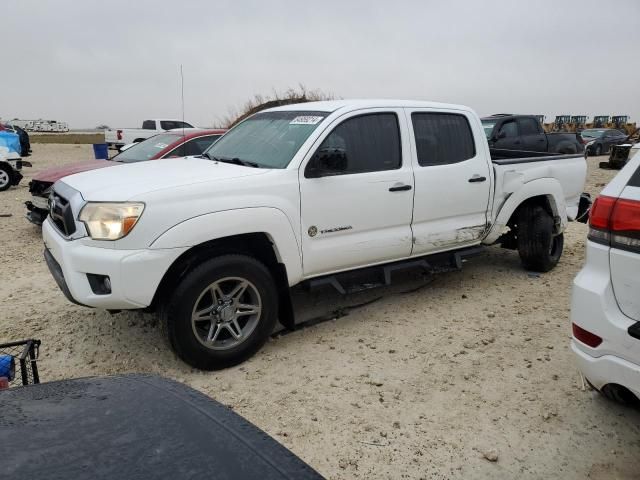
[105,119,195,150]
[43,100,590,370]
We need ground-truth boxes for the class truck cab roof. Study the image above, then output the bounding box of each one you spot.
[266,99,473,114]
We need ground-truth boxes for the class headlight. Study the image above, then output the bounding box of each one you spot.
[79,202,144,240]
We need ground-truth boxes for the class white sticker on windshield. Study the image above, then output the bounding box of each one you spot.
[154,143,168,149]
[290,116,323,125]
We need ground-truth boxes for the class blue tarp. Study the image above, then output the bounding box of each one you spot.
[0,130,21,155]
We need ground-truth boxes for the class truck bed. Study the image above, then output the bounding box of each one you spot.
[486,148,587,239]
[490,148,583,164]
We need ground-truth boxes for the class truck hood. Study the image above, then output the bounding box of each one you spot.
[59,157,269,201]
[34,160,115,183]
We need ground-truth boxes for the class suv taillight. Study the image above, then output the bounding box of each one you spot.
[117,129,123,140]
[588,195,640,252]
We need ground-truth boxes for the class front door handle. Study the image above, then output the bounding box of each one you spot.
[389,184,412,192]
[468,175,487,183]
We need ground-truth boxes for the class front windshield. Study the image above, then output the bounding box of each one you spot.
[481,120,496,138]
[581,129,605,139]
[204,111,329,168]
[113,133,181,163]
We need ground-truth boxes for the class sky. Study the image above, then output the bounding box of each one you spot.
[2,0,639,128]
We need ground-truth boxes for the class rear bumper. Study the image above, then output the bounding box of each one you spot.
[571,240,640,394]
[11,170,23,186]
[571,341,640,398]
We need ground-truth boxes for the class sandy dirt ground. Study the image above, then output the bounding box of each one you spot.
[1,144,639,479]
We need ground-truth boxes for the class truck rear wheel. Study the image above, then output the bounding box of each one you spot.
[161,254,278,370]
[516,205,563,272]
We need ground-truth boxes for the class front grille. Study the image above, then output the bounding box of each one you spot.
[49,191,76,236]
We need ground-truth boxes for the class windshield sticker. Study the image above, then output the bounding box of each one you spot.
[154,143,168,149]
[290,116,323,125]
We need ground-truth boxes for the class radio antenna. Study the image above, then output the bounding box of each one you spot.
[180,64,185,140]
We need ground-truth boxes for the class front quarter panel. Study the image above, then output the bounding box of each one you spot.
[149,208,303,285]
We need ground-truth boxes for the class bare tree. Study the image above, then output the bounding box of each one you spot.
[219,85,336,128]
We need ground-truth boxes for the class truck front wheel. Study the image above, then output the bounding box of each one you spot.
[516,205,564,272]
[161,254,279,370]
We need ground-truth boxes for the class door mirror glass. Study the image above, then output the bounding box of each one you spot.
[306,148,348,178]
[497,130,507,139]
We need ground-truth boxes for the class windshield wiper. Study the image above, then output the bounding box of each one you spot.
[215,157,261,168]
[200,152,218,161]
[199,152,259,167]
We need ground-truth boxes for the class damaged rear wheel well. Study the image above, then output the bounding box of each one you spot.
[499,195,558,250]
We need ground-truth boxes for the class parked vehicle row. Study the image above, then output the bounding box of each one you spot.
[42,100,590,370]
[104,118,196,151]
[25,129,225,224]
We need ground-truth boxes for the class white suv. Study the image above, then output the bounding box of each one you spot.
[571,149,640,404]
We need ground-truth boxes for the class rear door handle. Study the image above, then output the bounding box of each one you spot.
[468,175,487,183]
[389,184,412,192]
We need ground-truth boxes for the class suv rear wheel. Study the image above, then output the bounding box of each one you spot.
[601,384,639,407]
[516,204,564,272]
[161,254,278,370]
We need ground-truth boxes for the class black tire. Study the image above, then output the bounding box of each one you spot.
[594,144,602,156]
[600,384,639,407]
[161,254,278,370]
[516,205,564,272]
[0,164,13,192]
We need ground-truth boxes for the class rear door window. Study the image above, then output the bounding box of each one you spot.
[517,118,541,135]
[411,113,476,166]
[629,165,640,187]
[142,120,156,130]
[172,121,194,129]
[160,121,178,130]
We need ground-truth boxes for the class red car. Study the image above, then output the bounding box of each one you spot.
[25,129,226,225]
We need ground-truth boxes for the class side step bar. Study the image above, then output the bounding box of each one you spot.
[306,246,484,295]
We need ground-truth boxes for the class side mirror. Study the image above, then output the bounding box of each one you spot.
[306,148,348,178]
[497,131,507,139]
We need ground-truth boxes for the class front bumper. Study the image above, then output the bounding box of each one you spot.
[43,219,187,310]
[11,170,23,186]
[25,198,49,225]
[571,341,640,398]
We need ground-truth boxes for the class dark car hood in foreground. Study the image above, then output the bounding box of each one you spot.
[0,374,323,480]
[33,159,115,183]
